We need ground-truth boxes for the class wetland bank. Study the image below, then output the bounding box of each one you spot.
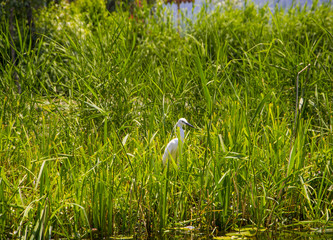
[1,0,332,239]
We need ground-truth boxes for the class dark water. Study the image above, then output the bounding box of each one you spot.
[257,231,333,240]
[109,228,333,239]
[147,230,333,239]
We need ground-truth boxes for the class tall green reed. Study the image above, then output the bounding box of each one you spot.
[1,0,332,238]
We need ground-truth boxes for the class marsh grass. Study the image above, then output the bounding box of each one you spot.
[1,0,333,239]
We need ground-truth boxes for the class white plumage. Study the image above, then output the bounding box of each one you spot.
[162,118,195,165]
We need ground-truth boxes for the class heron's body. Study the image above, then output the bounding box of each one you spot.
[162,138,180,164]
[162,118,194,165]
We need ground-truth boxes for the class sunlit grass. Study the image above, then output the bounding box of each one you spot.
[1,0,332,239]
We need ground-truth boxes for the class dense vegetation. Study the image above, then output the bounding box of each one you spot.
[1,0,332,238]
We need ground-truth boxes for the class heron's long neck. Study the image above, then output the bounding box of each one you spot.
[179,126,185,142]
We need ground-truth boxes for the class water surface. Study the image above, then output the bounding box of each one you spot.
[163,0,331,24]
[152,230,333,239]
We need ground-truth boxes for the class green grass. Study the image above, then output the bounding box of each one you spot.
[1,0,333,239]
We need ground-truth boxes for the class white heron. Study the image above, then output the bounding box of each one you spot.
[162,118,195,165]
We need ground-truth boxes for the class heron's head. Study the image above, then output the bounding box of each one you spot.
[177,118,195,129]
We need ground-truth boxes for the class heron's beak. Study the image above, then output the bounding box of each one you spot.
[184,122,195,129]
